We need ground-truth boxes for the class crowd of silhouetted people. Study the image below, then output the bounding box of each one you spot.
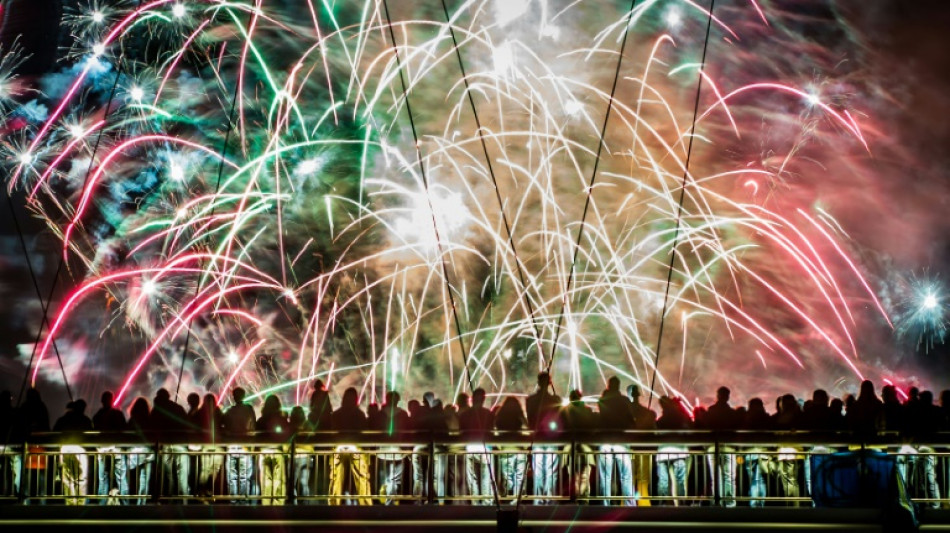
[0,374,948,506]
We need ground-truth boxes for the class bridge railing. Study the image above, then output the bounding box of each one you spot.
[0,431,945,507]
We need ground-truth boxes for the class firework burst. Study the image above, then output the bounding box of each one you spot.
[4,0,902,408]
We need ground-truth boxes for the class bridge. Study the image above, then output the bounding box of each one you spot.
[1,431,948,531]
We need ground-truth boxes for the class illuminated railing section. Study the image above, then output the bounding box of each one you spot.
[0,432,944,507]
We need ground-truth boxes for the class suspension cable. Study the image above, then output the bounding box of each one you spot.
[545,0,639,376]
[382,0,502,510]
[18,60,128,405]
[439,0,545,364]
[648,0,716,409]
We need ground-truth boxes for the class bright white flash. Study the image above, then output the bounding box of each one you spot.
[227,351,239,364]
[92,11,105,23]
[92,43,106,57]
[169,163,185,181]
[172,4,187,18]
[394,190,469,250]
[923,293,939,310]
[493,41,515,77]
[68,124,85,138]
[130,86,145,101]
[294,156,326,178]
[142,279,157,296]
[665,7,683,29]
[564,99,583,116]
[494,0,530,26]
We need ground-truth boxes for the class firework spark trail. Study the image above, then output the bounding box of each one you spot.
[9,0,898,407]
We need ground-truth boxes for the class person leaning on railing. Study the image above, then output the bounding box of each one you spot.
[459,388,494,505]
[92,391,128,504]
[256,395,290,505]
[526,372,562,505]
[149,389,191,501]
[373,391,410,505]
[742,398,772,507]
[329,387,371,505]
[126,397,153,504]
[560,390,595,503]
[705,386,740,507]
[597,377,635,506]
[306,381,334,502]
[53,399,93,505]
[222,387,256,504]
[192,393,224,500]
[494,396,528,501]
[655,396,691,506]
[628,385,657,506]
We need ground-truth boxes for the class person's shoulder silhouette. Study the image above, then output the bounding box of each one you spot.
[54,399,93,432]
[93,391,127,432]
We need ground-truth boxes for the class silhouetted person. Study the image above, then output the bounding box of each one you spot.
[940,390,950,431]
[256,395,289,437]
[495,397,527,499]
[743,398,771,507]
[744,398,772,430]
[93,391,128,503]
[307,380,333,431]
[597,376,634,506]
[196,394,223,440]
[328,388,370,505]
[460,388,494,504]
[598,376,634,429]
[376,391,410,504]
[332,388,367,432]
[289,407,305,432]
[93,391,127,432]
[561,390,595,500]
[455,393,470,416]
[367,403,381,427]
[19,388,50,435]
[413,393,447,501]
[880,385,905,433]
[706,386,741,431]
[289,406,312,501]
[526,372,562,504]
[908,390,941,507]
[54,400,91,504]
[773,394,802,430]
[656,397,691,506]
[126,398,153,504]
[628,385,657,430]
[54,399,93,433]
[256,395,288,505]
[847,381,882,434]
[223,387,256,502]
[705,387,740,506]
[186,393,201,429]
[149,389,188,435]
[828,398,845,430]
[193,394,224,500]
[802,390,833,431]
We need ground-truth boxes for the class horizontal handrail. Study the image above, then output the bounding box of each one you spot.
[6,430,948,447]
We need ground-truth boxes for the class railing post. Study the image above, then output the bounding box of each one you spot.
[568,437,576,503]
[287,438,296,505]
[18,442,28,504]
[427,435,435,505]
[150,442,161,504]
[713,436,721,507]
